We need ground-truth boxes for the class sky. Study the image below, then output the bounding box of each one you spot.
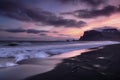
[0,0,120,41]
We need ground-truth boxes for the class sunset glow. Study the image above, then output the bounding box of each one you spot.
[0,0,120,41]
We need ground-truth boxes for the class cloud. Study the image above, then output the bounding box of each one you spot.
[0,0,55,22]
[58,0,107,7]
[0,0,87,28]
[94,26,118,31]
[0,0,31,21]
[26,29,49,34]
[57,34,70,37]
[1,28,50,34]
[80,0,107,6]
[45,18,87,27]
[62,5,120,18]
[52,31,58,33]
[39,33,47,36]
[3,29,26,33]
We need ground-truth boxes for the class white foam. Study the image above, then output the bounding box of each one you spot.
[0,62,17,68]
[33,51,49,58]
[97,57,105,59]
[15,51,50,62]
[0,41,119,67]
[15,54,29,62]
[19,42,32,46]
[6,62,18,67]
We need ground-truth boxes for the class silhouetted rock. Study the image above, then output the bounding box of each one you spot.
[79,28,120,41]
[7,42,18,46]
[80,30,104,41]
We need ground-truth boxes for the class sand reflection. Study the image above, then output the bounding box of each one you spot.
[0,49,89,80]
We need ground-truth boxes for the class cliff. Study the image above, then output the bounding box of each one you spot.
[79,28,120,41]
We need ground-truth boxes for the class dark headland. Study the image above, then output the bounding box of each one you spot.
[24,44,120,80]
[79,28,120,41]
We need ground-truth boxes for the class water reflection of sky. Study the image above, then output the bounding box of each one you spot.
[0,49,90,80]
[51,49,90,59]
[0,41,119,80]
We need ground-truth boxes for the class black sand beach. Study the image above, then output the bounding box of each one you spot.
[25,44,120,80]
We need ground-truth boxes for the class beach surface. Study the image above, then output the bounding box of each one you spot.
[25,44,120,80]
[0,41,119,80]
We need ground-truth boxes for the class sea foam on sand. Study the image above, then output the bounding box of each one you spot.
[0,41,120,80]
[0,41,119,68]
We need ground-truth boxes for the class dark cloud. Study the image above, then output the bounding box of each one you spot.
[46,18,87,27]
[0,0,31,21]
[1,28,50,34]
[80,0,107,6]
[75,5,120,18]
[0,0,86,28]
[0,0,55,22]
[58,0,107,7]
[4,29,26,33]
[40,33,47,36]
[27,29,50,34]
[62,5,120,18]
[94,26,118,31]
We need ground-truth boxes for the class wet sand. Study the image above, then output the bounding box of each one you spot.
[0,49,89,80]
[25,44,120,80]
[0,42,120,80]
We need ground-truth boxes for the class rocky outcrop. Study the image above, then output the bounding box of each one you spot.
[79,28,120,41]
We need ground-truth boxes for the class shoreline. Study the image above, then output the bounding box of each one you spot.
[0,49,90,80]
[0,42,119,80]
[0,41,119,68]
[25,44,120,80]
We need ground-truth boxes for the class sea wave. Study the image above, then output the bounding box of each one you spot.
[0,41,119,68]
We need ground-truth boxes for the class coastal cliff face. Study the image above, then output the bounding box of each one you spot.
[79,29,120,41]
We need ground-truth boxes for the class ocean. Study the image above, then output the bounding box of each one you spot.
[0,41,119,68]
[0,41,119,80]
